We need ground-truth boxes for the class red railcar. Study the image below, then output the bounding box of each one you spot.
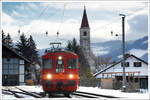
[41,49,79,96]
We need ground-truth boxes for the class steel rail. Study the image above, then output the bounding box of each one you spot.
[73,92,97,98]
[15,87,42,98]
[3,89,24,98]
[3,89,32,95]
[74,91,119,98]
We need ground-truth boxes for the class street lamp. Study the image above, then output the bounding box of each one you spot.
[119,14,126,92]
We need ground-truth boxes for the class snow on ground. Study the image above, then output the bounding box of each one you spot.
[2,85,44,99]
[2,85,149,99]
[16,85,44,92]
[78,86,149,99]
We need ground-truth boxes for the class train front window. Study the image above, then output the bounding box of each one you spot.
[56,60,64,72]
[43,59,53,69]
[68,59,78,69]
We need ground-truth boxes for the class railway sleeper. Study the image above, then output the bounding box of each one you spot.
[15,87,42,98]
[8,89,24,98]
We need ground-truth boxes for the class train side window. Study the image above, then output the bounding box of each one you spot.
[68,59,78,69]
[43,59,53,69]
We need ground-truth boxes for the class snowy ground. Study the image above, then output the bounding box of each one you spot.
[2,85,149,99]
[78,87,149,99]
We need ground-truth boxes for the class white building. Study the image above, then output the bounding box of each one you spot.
[94,54,148,90]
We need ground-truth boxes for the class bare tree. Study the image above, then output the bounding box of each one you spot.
[95,56,114,72]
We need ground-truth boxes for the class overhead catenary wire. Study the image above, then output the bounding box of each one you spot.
[91,17,122,33]
[58,4,67,33]
[25,3,51,35]
[54,3,68,45]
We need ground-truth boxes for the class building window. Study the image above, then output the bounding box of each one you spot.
[121,62,129,67]
[2,58,19,86]
[134,62,142,67]
[134,78,139,83]
[2,58,19,75]
[83,31,87,36]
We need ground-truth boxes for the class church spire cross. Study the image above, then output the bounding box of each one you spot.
[80,6,89,28]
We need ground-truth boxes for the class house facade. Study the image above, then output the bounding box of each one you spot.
[2,44,30,86]
[94,54,148,90]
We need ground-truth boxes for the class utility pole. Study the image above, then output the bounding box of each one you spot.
[119,14,126,92]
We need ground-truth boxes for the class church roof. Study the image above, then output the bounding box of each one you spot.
[80,6,89,28]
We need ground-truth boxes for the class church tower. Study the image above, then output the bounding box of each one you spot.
[80,6,96,73]
[80,6,90,53]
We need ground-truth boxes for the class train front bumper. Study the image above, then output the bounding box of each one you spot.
[42,80,78,92]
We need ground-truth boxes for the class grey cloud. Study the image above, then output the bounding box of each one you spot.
[128,14,148,34]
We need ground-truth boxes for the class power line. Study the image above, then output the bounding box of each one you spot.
[91,17,121,33]
[26,3,51,35]
[58,3,67,34]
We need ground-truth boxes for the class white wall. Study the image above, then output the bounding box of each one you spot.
[19,60,25,85]
[96,56,148,78]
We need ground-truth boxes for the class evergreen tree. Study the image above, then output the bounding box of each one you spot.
[72,38,79,53]
[27,35,39,63]
[5,33,13,47]
[80,67,97,87]
[16,33,29,59]
[2,30,6,44]
[66,38,80,54]
[2,30,13,47]
[66,40,72,51]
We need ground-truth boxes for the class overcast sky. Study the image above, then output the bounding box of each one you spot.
[2,1,148,49]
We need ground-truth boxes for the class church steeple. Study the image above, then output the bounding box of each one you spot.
[80,6,89,28]
[79,6,96,73]
[80,6,90,51]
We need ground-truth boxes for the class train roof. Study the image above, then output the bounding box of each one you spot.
[43,49,78,57]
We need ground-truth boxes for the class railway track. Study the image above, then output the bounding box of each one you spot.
[2,87,43,98]
[2,89,26,98]
[2,87,119,98]
[73,91,119,98]
[14,87,43,98]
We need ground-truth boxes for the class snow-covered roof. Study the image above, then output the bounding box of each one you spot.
[2,43,30,63]
[94,54,148,77]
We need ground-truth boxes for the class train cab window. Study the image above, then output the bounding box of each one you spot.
[56,60,64,72]
[68,59,78,69]
[43,59,53,69]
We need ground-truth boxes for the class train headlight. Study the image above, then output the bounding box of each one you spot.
[58,56,62,60]
[69,74,73,79]
[47,74,52,79]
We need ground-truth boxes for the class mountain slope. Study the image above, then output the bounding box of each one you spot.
[91,36,148,62]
